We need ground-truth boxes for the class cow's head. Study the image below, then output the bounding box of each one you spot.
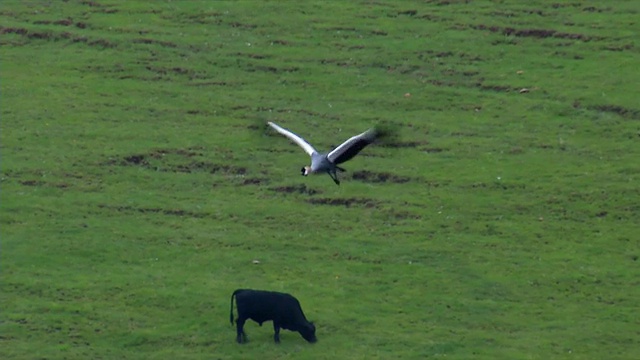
[299,321,317,343]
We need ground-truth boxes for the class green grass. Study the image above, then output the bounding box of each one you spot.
[2,0,639,359]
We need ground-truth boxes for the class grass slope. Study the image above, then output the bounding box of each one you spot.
[2,1,639,359]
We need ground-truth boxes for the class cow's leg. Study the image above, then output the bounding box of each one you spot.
[273,322,281,344]
[236,318,247,343]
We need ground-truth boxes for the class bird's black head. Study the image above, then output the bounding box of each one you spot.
[300,167,306,176]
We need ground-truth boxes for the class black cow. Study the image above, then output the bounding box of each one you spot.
[229,289,317,344]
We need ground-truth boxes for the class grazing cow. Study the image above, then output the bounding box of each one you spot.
[229,289,317,344]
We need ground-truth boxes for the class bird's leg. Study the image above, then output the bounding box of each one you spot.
[328,171,340,185]
[336,166,346,172]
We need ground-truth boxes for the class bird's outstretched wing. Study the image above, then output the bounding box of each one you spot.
[267,122,317,156]
[327,128,376,165]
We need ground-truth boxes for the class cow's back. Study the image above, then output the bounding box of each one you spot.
[235,290,282,324]
[276,295,308,329]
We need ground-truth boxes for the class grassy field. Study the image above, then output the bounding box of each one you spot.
[2,1,639,359]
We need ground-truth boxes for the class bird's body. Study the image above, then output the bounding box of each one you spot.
[309,152,332,173]
[267,121,380,185]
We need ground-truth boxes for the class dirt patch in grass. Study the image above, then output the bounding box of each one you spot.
[378,140,444,154]
[270,184,322,195]
[0,25,177,48]
[246,65,299,73]
[381,140,427,148]
[477,83,515,92]
[589,104,640,120]
[237,52,270,60]
[370,30,387,36]
[465,182,527,191]
[148,148,204,158]
[389,210,423,220]
[112,148,247,175]
[474,24,599,41]
[33,19,74,26]
[192,163,247,175]
[132,38,177,48]
[429,0,473,5]
[398,10,418,16]
[228,21,257,29]
[307,197,379,208]
[331,252,383,264]
[81,0,103,6]
[19,180,44,186]
[320,58,355,67]
[123,154,148,166]
[241,178,268,186]
[86,38,115,48]
[275,108,341,120]
[489,9,546,17]
[145,65,199,77]
[0,26,116,47]
[79,0,118,12]
[98,204,209,218]
[1,27,52,39]
[351,170,411,184]
[0,27,29,36]
[602,44,634,52]
[18,179,69,189]
[187,81,231,87]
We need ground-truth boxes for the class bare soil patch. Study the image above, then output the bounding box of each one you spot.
[589,105,640,120]
[477,83,514,92]
[97,204,209,218]
[474,24,599,41]
[133,38,177,48]
[398,10,418,16]
[122,154,148,166]
[381,140,428,148]
[351,170,411,184]
[18,179,69,189]
[19,180,44,186]
[307,197,379,208]
[0,26,116,47]
[113,148,247,175]
[241,178,268,186]
[270,184,322,195]
[246,65,299,73]
[389,210,423,220]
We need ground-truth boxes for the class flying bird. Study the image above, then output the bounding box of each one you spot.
[267,121,383,185]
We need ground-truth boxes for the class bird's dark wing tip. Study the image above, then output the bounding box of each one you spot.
[372,122,399,142]
[259,119,282,137]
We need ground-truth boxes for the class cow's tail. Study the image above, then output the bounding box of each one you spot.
[230,289,241,325]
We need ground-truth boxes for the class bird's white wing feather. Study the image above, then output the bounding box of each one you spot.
[327,129,376,164]
[267,122,317,156]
